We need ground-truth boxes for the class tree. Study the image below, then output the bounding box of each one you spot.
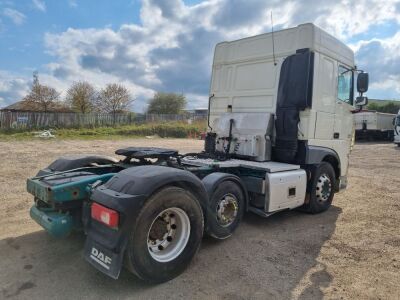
[23,72,60,112]
[66,81,96,113]
[147,92,186,114]
[368,101,400,114]
[97,83,132,119]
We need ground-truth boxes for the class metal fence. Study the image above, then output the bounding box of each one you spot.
[0,111,207,130]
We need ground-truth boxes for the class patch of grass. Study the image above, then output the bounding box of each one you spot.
[0,121,207,141]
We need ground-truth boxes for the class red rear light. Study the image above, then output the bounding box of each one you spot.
[91,202,119,229]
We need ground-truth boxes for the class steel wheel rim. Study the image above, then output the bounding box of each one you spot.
[316,174,332,202]
[147,207,191,263]
[216,193,238,227]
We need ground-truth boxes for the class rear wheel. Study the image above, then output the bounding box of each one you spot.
[206,181,245,240]
[305,162,336,214]
[125,187,203,283]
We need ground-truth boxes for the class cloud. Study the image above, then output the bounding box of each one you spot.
[0,18,4,33]
[32,0,46,12]
[3,8,26,25]
[213,0,269,29]
[42,0,223,110]
[2,0,400,110]
[0,71,30,107]
[68,0,77,8]
[354,31,400,98]
[279,0,395,39]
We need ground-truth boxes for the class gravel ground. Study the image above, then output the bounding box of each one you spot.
[0,138,399,299]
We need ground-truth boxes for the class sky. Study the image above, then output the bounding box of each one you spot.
[0,0,400,112]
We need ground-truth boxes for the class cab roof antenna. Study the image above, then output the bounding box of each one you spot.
[271,11,277,66]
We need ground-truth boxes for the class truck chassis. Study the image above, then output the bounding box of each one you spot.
[27,146,335,282]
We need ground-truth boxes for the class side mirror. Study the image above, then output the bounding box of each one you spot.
[355,96,368,107]
[357,72,369,93]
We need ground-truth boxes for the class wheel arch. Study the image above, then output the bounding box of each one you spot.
[102,165,209,215]
[150,180,209,212]
[301,145,341,179]
[322,155,340,179]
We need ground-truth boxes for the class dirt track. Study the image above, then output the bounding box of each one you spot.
[0,138,399,299]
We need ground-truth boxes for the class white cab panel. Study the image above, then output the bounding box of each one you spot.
[210,23,354,123]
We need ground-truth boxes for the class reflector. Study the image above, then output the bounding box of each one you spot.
[91,202,119,228]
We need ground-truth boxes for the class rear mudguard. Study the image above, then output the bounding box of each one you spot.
[37,155,118,176]
[84,165,209,279]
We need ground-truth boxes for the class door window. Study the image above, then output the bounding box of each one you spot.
[337,66,353,104]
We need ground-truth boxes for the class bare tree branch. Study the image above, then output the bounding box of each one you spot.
[22,72,61,112]
[97,83,133,118]
[66,81,96,113]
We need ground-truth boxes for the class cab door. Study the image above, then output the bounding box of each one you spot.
[313,54,336,141]
[333,64,355,176]
[334,65,354,143]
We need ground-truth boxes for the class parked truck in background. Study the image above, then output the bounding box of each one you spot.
[26,23,369,283]
[394,110,400,146]
[354,111,395,141]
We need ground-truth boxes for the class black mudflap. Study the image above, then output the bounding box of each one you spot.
[84,237,125,279]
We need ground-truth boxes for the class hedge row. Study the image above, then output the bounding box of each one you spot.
[113,123,203,138]
[1,121,207,139]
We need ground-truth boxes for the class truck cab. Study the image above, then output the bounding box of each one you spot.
[208,23,366,190]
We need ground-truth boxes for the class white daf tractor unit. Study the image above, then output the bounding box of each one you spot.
[28,23,369,283]
[395,110,400,146]
[206,22,368,198]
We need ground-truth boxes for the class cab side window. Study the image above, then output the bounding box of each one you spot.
[337,66,353,104]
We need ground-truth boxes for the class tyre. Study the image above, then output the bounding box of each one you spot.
[125,186,204,283]
[305,162,336,214]
[206,181,245,240]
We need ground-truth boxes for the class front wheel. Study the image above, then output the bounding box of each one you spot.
[304,162,336,214]
[125,187,204,283]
